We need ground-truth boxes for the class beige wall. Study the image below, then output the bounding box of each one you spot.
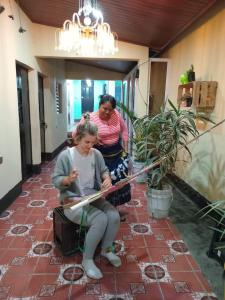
[36,58,67,153]
[163,6,225,201]
[65,60,125,80]
[0,0,67,199]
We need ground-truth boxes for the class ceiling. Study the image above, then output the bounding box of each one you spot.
[18,0,220,74]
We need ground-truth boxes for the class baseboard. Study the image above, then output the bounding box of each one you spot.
[0,181,22,214]
[168,173,209,209]
[0,141,67,213]
[44,140,67,161]
[32,164,41,174]
[168,173,223,229]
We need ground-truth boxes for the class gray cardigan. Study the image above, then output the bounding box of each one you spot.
[52,147,109,203]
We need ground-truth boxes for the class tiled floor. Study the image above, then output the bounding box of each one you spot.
[0,160,218,299]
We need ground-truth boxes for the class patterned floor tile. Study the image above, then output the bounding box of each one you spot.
[0,161,216,299]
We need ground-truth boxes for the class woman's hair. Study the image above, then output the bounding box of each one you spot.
[99,94,117,109]
[74,112,98,143]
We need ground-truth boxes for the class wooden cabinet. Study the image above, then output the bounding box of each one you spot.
[177,81,217,111]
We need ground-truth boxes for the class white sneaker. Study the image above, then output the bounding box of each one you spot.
[101,251,121,267]
[82,259,103,280]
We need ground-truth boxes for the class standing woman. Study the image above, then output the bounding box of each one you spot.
[73,94,131,212]
[52,118,121,280]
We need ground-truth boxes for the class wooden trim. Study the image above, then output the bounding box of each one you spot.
[0,182,22,214]
[44,140,67,161]
[168,173,208,209]
[32,164,41,174]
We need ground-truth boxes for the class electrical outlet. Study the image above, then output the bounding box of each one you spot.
[0,156,3,164]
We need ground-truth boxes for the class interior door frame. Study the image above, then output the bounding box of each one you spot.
[38,73,46,162]
[81,80,94,114]
[148,58,171,113]
[16,63,33,180]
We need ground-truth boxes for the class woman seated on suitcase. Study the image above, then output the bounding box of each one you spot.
[52,115,121,280]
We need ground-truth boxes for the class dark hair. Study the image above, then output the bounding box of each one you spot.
[74,112,98,143]
[99,94,117,109]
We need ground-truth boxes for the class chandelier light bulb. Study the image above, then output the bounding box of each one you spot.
[84,16,91,26]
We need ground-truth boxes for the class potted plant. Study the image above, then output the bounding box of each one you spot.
[187,64,195,82]
[119,100,211,205]
[140,100,204,218]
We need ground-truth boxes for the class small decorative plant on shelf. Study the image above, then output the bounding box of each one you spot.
[187,64,195,82]
[180,64,195,84]
[179,72,189,84]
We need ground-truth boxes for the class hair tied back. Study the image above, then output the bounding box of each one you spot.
[83,112,90,122]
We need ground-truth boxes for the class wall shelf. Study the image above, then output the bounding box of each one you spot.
[178,81,218,111]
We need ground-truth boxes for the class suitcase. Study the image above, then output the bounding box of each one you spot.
[53,206,86,256]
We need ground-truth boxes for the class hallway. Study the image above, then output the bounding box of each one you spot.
[0,160,217,299]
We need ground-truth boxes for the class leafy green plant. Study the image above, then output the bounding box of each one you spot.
[140,100,201,189]
[118,102,152,162]
[197,200,225,248]
[119,100,213,188]
[186,64,195,82]
[187,64,194,74]
[145,100,215,189]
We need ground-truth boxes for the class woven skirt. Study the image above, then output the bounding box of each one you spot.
[95,141,131,206]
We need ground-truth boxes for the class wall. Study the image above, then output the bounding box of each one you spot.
[0,0,67,199]
[65,61,125,80]
[163,5,225,201]
[36,58,67,153]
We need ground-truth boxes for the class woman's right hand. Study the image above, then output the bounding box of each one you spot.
[69,169,79,181]
[63,169,78,186]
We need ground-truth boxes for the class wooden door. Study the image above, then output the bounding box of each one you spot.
[38,74,46,162]
[16,65,32,180]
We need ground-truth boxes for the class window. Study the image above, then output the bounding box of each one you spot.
[56,82,62,114]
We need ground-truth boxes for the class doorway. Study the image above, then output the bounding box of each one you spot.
[38,74,46,162]
[149,59,169,115]
[16,64,32,180]
[81,80,94,114]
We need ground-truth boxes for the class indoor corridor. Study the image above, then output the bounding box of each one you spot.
[0,159,217,300]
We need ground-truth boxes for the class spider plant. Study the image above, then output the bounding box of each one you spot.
[118,102,152,162]
[119,100,213,189]
[197,200,225,248]
[138,100,200,189]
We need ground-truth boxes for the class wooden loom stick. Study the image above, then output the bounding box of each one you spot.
[64,118,225,212]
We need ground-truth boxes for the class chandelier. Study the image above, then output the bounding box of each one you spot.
[55,0,118,56]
